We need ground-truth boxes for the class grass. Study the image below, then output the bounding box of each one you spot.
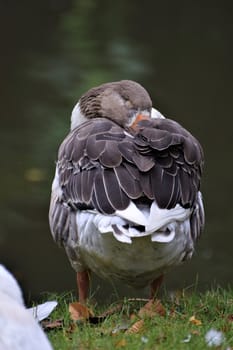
[41,288,233,350]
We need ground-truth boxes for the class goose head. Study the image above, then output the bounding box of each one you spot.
[71,80,154,131]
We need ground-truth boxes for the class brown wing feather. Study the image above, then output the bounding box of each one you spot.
[135,118,204,208]
[51,117,204,243]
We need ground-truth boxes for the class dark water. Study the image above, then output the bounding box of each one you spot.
[0,1,232,301]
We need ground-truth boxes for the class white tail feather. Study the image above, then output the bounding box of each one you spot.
[115,201,147,226]
[146,202,191,234]
[84,200,191,244]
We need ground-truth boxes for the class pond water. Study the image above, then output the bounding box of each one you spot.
[0,0,232,302]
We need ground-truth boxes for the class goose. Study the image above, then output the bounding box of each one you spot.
[49,80,204,303]
[0,264,53,350]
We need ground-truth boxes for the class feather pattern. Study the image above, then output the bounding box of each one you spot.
[50,116,203,242]
[49,80,205,291]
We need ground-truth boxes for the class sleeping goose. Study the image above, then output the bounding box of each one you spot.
[49,80,204,303]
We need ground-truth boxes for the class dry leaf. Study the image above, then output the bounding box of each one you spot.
[168,306,177,318]
[189,315,202,326]
[115,339,127,348]
[126,320,144,334]
[138,299,166,318]
[69,302,93,321]
[66,322,77,334]
[227,314,233,322]
[100,303,123,318]
[41,318,63,330]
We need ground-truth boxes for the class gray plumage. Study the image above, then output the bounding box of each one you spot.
[49,80,204,291]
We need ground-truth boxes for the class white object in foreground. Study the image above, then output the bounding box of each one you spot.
[0,264,53,350]
[28,300,58,322]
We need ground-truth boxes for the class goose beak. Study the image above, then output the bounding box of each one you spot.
[130,112,150,130]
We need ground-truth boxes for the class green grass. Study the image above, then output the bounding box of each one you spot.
[42,288,233,350]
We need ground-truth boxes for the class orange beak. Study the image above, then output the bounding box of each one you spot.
[130,113,150,130]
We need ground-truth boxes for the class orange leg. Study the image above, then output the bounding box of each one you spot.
[150,275,164,299]
[77,270,90,303]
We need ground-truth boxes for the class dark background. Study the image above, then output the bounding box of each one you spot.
[0,0,232,302]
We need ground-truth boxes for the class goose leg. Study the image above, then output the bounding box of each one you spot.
[77,270,90,303]
[150,275,164,299]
